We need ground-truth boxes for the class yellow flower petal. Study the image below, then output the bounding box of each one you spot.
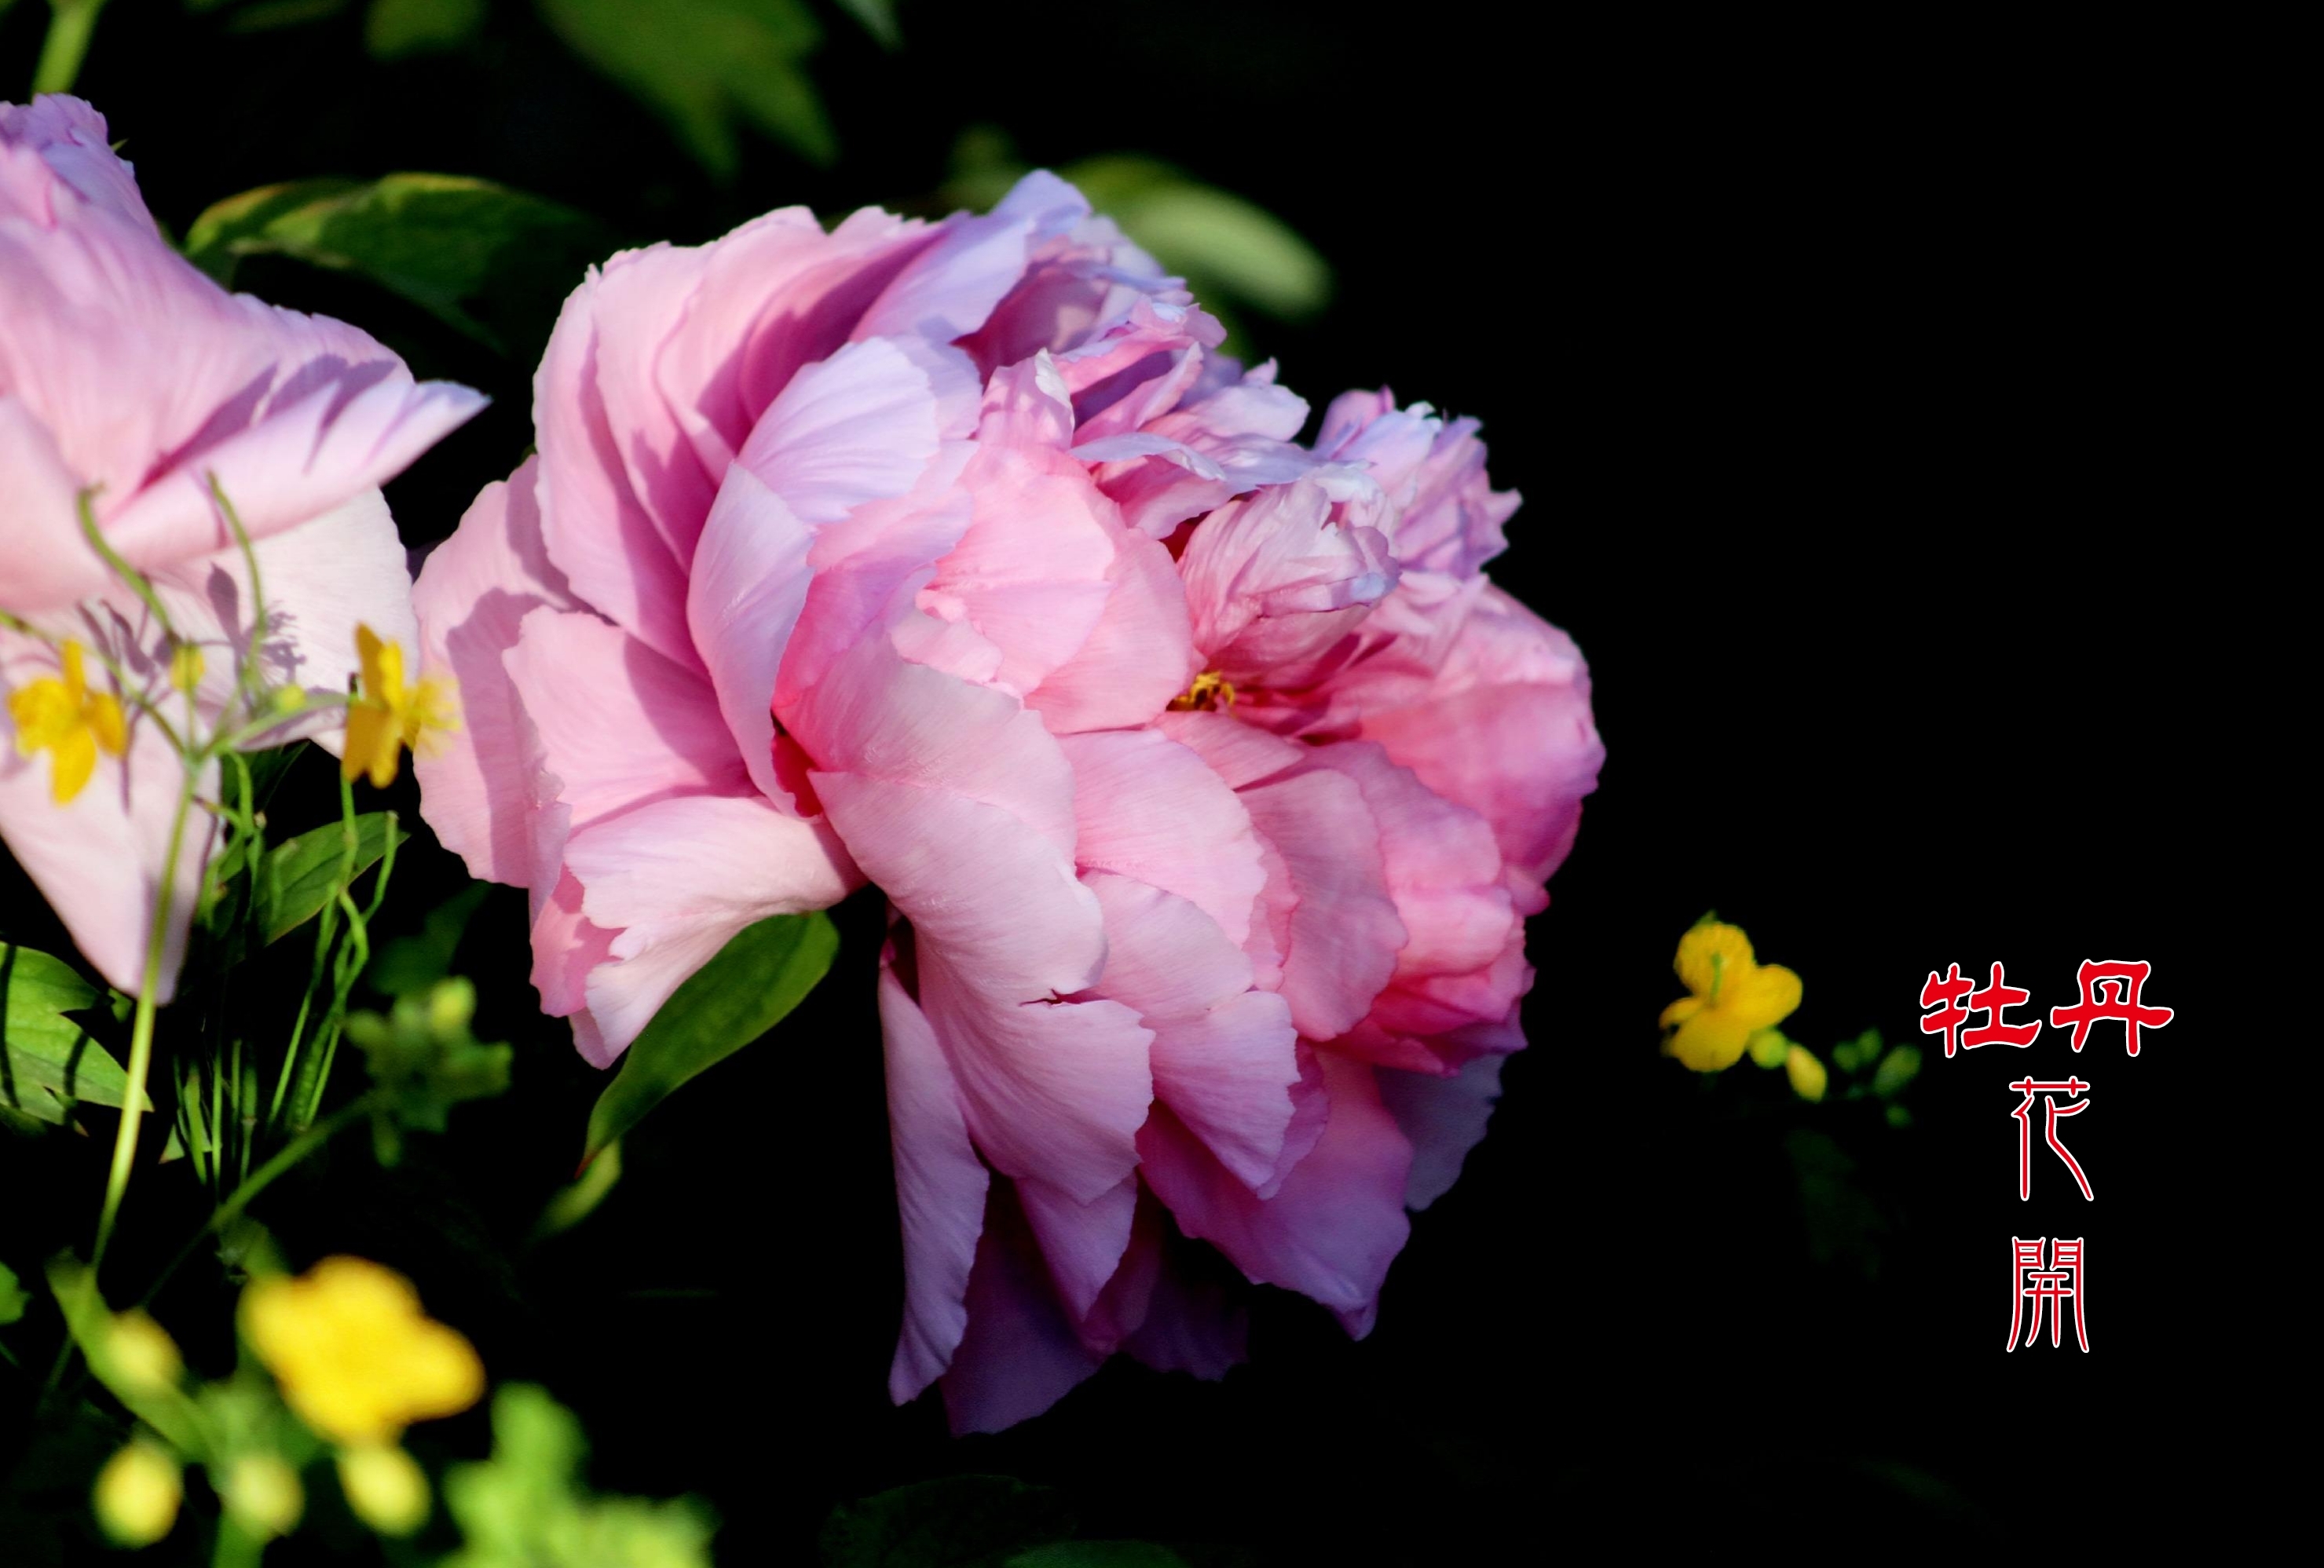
[1675,922,1755,1000]
[87,691,126,757]
[10,678,74,752]
[1728,963,1802,1032]
[50,725,97,803]
[1784,1044,1828,1102]
[243,1257,483,1447]
[343,704,400,788]
[1658,996,1704,1029]
[1664,1007,1755,1072]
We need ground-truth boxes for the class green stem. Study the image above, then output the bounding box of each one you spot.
[31,0,109,97]
[141,1093,379,1310]
[211,1515,262,1568]
[88,758,199,1280]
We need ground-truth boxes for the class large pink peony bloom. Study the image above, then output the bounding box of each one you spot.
[413,174,1601,1431]
[0,97,484,1000]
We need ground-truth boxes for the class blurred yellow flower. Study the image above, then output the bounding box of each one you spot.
[242,1257,484,1446]
[343,625,459,788]
[1659,919,1802,1072]
[339,1443,430,1537]
[9,640,127,804]
[106,1309,184,1393]
[1784,1044,1828,1102]
[223,1453,304,1540]
[93,1441,181,1548]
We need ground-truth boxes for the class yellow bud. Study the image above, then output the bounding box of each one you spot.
[93,1442,181,1548]
[107,1310,184,1394]
[272,685,307,714]
[168,642,206,695]
[223,1453,304,1539]
[338,1444,430,1537]
[426,977,476,1037]
[1785,1044,1829,1103]
[1744,1028,1791,1069]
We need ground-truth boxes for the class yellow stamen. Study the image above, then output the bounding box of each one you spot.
[7,640,128,804]
[343,625,460,788]
[1168,669,1237,712]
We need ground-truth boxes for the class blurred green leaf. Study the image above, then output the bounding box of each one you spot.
[1,941,141,1126]
[365,0,482,57]
[537,0,836,177]
[530,1138,622,1242]
[834,0,896,46]
[1832,1027,1884,1075]
[822,1475,1076,1568]
[214,0,350,32]
[1011,1548,1190,1568]
[444,1384,717,1568]
[1785,1128,1887,1278]
[1870,1044,1922,1100]
[1065,156,1331,323]
[351,978,511,1142]
[369,883,491,997]
[583,911,836,1163]
[0,1262,27,1326]
[185,174,616,358]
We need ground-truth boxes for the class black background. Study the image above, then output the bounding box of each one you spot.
[2,2,2236,1559]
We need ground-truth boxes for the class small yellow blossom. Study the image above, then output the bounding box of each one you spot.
[1784,1044,1828,1102]
[167,641,206,696]
[339,1443,430,1536]
[222,1454,304,1539]
[93,1441,181,1547]
[107,1310,185,1393]
[343,625,459,788]
[8,641,127,804]
[241,1257,484,1446]
[1659,919,1802,1072]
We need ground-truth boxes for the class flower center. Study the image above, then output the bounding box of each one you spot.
[1168,670,1237,712]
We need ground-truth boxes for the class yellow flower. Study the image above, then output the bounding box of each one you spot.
[222,1454,304,1539]
[1784,1044,1828,1102]
[93,1441,181,1548]
[342,625,458,788]
[107,1310,185,1394]
[1659,919,1802,1072]
[241,1257,484,1447]
[338,1443,430,1537]
[8,641,127,804]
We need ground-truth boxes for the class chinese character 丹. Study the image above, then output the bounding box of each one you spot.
[2009,1076,2092,1201]
[2008,1237,2088,1352]
[2049,959,2173,1056]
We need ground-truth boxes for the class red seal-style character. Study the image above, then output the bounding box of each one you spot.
[1920,963,1974,1058]
[2009,1076,2092,1201]
[1965,961,2040,1050]
[2049,959,2172,1056]
[2007,1237,2088,1352]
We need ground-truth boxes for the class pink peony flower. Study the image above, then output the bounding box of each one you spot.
[0,96,485,1000]
[413,173,1601,1431]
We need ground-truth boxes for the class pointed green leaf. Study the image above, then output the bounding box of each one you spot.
[0,943,141,1124]
[184,174,616,359]
[0,1262,27,1326]
[253,812,407,947]
[584,912,836,1162]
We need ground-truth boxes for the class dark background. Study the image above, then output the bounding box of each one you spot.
[2,2,2234,1559]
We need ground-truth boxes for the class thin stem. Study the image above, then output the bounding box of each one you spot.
[210,475,273,713]
[31,0,110,97]
[141,1094,379,1310]
[73,491,174,647]
[88,758,199,1279]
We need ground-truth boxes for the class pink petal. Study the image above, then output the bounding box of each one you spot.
[1137,1051,1412,1321]
[939,1180,1103,1435]
[502,607,748,832]
[1059,729,1264,948]
[1016,1172,1137,1324]
[560,791,856,1054]
[0,627,216,1001]
[1022,522,1195,733]
[412,458,576,885]
[879,944,993,1402]
[1376,1053,1507,1211]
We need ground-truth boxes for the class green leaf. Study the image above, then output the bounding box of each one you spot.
[184,174,617,358]
[370,883,492,997]
[833,0,898,47]
[366,0,484,57]
[0,943,141,1126]
[538,0,836,178]
[1870,1044,1923,1101]
[821,1475,1075,1568]
[1011,1548,1190,1568]
[0,1262,27,1326]
[252,812,406,948]
[1063,156,1332,323]
[583,912,836,1163]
